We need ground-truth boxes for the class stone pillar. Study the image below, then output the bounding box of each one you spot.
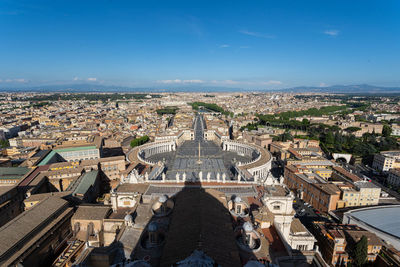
[222,173,226,183]
[111,193,118,212]
[216,172,220,182]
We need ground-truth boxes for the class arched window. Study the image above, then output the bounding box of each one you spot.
[88,222,95,236]
[236,204,242,214]
[246,234,251,245]
[149,232,157,244]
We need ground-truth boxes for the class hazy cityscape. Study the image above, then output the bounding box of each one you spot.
[1,1,400,267]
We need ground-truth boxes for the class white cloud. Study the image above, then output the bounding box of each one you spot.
[159,79,182,84]
[87,77,97,81]
[219,44,230,48]
[239,30,275,39]
[183,79,204,84]
[157,79,204,84]
[224,80,241,85]
[324,29,339,36]
[319,82,328,87]
[211,80,282,86]
[0,78,28,83]
[73,77,79,81]
[211,80,240,85]
[261,80,282,85]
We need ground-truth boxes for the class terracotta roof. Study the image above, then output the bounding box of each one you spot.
[72,205,111,221]
[115,183,150,194]
[290,218,308,233]
[332,166,361,182]
[0,195,69,259]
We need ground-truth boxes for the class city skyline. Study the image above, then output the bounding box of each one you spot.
[1,1,400,266]
[1,0,400,89]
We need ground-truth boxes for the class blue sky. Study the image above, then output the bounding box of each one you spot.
[0,0,399,89]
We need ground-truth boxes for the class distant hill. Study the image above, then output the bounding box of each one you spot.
[1,83,399,94]
[278,84,400,94]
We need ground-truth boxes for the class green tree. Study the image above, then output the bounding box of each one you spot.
[382,124,392,137]
[345,127,362,133]
[130,135,150,148]
[352,235,368,267]
[156,107,178,115]
[279,131,293,142]
[324,131,335,145]
[0,139,9,148]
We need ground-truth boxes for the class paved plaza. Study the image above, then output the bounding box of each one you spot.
[147,115,254,181]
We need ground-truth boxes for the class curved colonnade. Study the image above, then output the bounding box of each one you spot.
[223,140,272,182]
[127,141,176,165]
[127,139,272,184]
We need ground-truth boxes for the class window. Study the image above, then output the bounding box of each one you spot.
[273,205,280,210]
[150,233,156,243]
[246,234,251,244]
[297,244,307,250]
[236,205,242,214]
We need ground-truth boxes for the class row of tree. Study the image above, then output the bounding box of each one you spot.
[273,105,348,120]
[156,107,178,115]
[189,102,233,117]
[130,135,150,148]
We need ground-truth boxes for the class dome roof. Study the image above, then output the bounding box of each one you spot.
[111,260,151,267]
[244,261,265,267]
[158,195,168,203]
[243,221,254,232]
[124,214,133,222]
[148,221,159,232]
[234,196,242,203]
[176,250,215,266]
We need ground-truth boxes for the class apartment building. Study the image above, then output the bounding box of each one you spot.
[45,156,126,191]
[311,222,383,266]
[331,166,381,207]
[284,165,341,212]
[270,139,322,161]
[392,124,400,136]
[338,181,381,208]
[242,131,272,148]
[285,163,380,211]
[387,168,400,187]
[372,151,400,172]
